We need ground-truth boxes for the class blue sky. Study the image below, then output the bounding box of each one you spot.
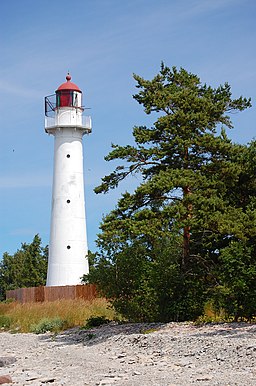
[0,0,256,257]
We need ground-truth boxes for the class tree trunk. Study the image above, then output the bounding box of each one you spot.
[182,186,192,267]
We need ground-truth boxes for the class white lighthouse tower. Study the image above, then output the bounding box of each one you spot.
[45,74,91,286]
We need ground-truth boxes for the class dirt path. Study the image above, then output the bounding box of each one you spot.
[1,322,256,385]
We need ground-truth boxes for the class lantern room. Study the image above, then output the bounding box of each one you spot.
[44,73,92,134]
[45,73,84,117]
[56,73,82,108]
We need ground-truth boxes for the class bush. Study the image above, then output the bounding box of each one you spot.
[30,317,68,334]
[83,315,111,329]
[0,315,12,329]
[88,239,207,322]
[212,242,256,321]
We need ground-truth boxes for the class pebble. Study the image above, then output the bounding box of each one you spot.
[0,357,17,367]
[0,375,12,384]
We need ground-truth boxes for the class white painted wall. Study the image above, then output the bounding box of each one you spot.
[46,108,89,286]
[55,107,83,127]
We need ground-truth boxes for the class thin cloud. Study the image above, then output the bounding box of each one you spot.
[182,0,242,19]
[0,173,51,189]
[0,79,41,99]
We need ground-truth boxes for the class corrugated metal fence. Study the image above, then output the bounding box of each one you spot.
[6,284,97,303]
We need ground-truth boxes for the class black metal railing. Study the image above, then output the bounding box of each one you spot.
[45,94,56,117]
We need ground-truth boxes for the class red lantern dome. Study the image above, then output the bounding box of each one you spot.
[56,73,81,93]
[55,73,82,108]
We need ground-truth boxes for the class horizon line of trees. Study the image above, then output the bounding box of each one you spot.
[0,234,48,300]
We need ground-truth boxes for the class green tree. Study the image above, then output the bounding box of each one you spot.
[89,64,254,321]
[213,240,256,321]
[210,141,256,320]
[0,234,48,300]
[88,236,207,321]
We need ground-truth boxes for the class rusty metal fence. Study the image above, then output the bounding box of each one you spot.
[6,284,97,303]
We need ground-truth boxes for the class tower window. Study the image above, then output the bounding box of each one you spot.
[67,245,71,249]
[67,199,71,204]
[66,154,70,158]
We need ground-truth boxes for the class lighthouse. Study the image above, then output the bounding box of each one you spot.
[44,74,91,286]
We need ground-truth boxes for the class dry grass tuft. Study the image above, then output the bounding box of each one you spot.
[0,298,117,333]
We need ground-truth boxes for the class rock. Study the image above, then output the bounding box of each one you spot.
[132,371,141,375]
[117,353,126,358]
[0,357,17,367]
[0,375,12,384]
[196,375,213,381]
[98,380,114,385]
[25,377,39,381]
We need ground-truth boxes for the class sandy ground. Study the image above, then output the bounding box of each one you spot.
[0,322,256,385]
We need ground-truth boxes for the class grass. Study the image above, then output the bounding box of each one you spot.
[142,327,159,334]
[194,301,233,325]
[0,298,118,333]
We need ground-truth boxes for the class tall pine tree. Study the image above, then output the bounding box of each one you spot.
[90,64,254,321]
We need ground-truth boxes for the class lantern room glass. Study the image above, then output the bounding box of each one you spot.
[56,91,79,108]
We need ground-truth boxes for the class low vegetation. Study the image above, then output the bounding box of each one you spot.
[0,298,117,333]
[82,315,112,329]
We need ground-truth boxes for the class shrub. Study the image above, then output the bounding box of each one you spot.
[0,315,12,329]
[88,239,207,322]
[212,242,256,321]
[30,317,68,334]
[83,315,111,329]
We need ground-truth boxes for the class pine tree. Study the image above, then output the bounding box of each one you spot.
[90,64,253,321]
